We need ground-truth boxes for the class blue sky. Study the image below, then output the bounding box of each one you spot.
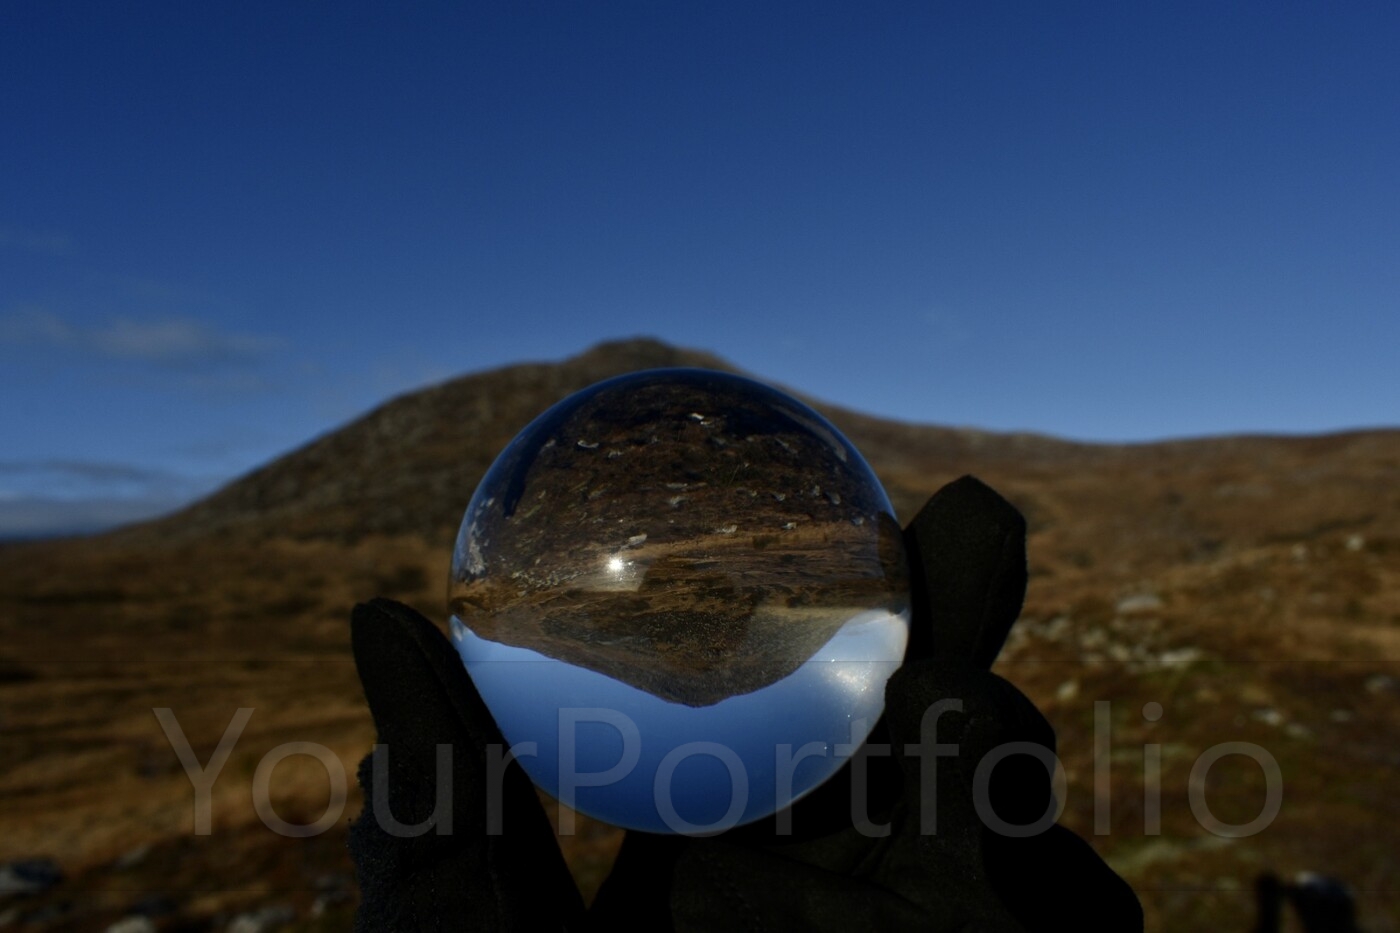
[3,2,1397,535]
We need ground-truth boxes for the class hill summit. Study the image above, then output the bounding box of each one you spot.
[129,337,1397,577]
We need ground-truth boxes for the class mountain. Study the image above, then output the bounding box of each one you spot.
[125,337,1398,584]
[1,338,1398,932]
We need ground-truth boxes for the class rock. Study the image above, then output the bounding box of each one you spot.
[311,872,352,916]
[1155,647,1201,671]
[313,872,351,892]
[311,889,351,917]
[106,917,158,933]
[0,859,62,898]
[1345,534,1365,552]
[112,845,151,871]
[226,905,295,933]
[1115,593,1163,615]
[1055,679,1079,701]
[1365,674,1395,695]
[1253,708,1285,727]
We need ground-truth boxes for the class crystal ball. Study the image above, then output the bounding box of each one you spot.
[449,368,910,834]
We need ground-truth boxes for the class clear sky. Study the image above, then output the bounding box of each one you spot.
[3,2,1397,535]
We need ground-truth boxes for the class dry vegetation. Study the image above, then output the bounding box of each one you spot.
[1,339,1397,930]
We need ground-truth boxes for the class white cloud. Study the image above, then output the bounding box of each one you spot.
[91,317,278,364]
[0,496,190,539]
[0,460,220,539]
[0,308,283,367]
[0,460,215,501]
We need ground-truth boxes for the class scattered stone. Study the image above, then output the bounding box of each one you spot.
[1330,709,1353,723]
[0,859,62,899]
[1116,593,1163,615]
[1291,543,1309,562]
[310,872,353,916]
[1284,722,1312,740]
[1253,708,1285,727]
[311,889,351,917]
[112,845,151,871]
[1345,534,1365,552]
[1055,679,1079,702]
[1365,674,1395,695]
[1154,647,1202,671]
[106,917,157,933]
[313,873,351,892]
[227,905,295,933]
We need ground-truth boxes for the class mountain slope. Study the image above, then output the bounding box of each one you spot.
[127,338,1400,584]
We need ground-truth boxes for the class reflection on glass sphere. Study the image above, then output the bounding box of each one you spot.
[449,369,910,834]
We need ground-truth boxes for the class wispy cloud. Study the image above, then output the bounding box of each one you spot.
[0,459,215,501]
[0,497,188,539]
[0,459,220,538]
[90,316,279,365]
[0,224,73,255]
[0,308,282,368]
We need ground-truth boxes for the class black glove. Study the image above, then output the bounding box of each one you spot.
[348,476,1143,931]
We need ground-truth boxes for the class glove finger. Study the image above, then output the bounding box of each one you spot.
[883,663,1141,929]
[671,839,940,933]
[587,831,688,931]
[884,662,1057,853]
[983,825,1143,931]
[902,476,1027,669]
[349,598,583,931]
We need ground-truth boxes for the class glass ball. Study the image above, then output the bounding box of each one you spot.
[449,368,910,834]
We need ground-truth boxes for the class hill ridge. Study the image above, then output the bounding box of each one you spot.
[118,338,1399,566]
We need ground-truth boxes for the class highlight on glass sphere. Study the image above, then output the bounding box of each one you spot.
[448,368,910,834]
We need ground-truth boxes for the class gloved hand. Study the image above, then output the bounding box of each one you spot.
[348,476,1143,931]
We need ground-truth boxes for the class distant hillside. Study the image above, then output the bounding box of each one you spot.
[124,338,1400,582]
